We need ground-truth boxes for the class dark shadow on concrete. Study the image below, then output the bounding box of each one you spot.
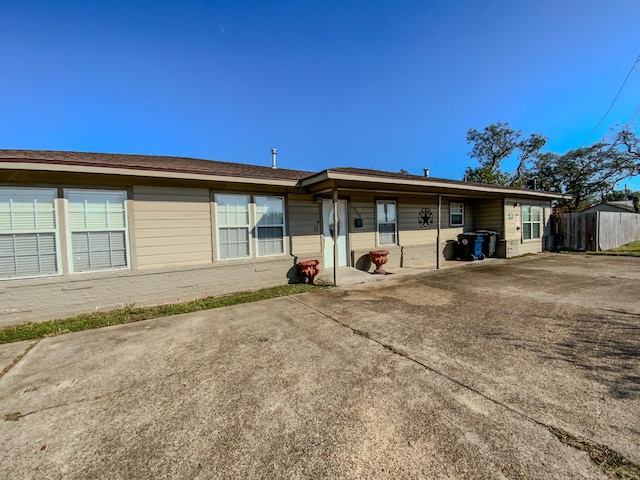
[286,264,306,284]
[355,254,372,272]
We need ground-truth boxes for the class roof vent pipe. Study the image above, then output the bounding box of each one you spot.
[271,149,277,169]
[424,168,430,178]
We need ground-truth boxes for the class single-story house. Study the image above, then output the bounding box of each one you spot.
[580,201,636,214]
[0,150,568,324]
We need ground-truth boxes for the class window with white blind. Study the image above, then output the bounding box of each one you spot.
[215,194,286,259]
[66,189,129,272]
[376,200,397,245]
[216,194,251,259]
[256,196,285,256]
[450,202,464,227]
[0,187,59,279]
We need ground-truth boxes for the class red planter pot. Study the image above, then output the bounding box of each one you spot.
[369,250,389,275]
[296,259,320,285]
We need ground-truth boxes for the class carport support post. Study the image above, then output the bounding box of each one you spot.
[436,195,442,269]
[333,188,339,286]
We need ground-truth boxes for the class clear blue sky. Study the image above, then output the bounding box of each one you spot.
[2,0,639,190]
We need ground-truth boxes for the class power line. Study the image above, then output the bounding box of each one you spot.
[579,54,640,147]
[628,100,640,126]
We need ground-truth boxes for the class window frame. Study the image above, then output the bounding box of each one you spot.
[255,195,286,257]
[65,188,130,274]
[521,205,542,241]
[376,200,397,246]
[215,193,287,260]
[450,202,464,227]
[0,187,61,280]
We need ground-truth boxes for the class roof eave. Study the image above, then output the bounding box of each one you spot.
[0,161,300,187]
[299,171,569,200]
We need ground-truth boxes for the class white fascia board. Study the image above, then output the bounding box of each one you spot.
[0,162,299,187]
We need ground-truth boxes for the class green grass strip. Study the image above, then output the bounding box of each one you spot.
[0,284,324,345]
[560,240,640,257]
[588,240,640,257]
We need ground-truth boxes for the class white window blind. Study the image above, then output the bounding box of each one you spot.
[256,196,285,256]
[66,189,128,272]
[450,202,464,227]
[0,187,59,279]
[216,194,250,259]
[376,201,397,245]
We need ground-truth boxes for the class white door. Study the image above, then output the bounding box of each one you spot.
[322,199,348,267]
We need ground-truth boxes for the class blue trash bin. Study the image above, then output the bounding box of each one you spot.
[457,233,485,261]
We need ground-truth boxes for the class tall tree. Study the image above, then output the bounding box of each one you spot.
[465,123,640,211]
[465,122,546,187]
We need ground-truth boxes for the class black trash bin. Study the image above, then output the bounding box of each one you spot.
[476,230,499,257]
[457,233,484,261]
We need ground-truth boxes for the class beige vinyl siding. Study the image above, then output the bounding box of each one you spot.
[287,194,322,256]
[503,198,551,256]
[132,186,213,269]
[349,196,376,250]
[398,199,438,245]
[473,199,502,233]
[440,199,469,242]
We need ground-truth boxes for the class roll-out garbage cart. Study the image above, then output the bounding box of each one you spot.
[476,230,499,258]
[457,233,485,261]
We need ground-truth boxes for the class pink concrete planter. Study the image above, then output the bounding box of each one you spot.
[369,250,389,275]
[296,259,320,285]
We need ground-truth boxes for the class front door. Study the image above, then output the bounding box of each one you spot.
[322,199,348,267]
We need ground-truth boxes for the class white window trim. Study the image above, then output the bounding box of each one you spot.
[64,189,131,274]
[215,194,287,261]
[376,200,397,246]
[255,196,287,257]
[522,205,542,241]
[215,193,251,260]
[450,202,464,227]
[0,187,62,280]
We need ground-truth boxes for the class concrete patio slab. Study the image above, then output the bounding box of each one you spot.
[1,254,638,479]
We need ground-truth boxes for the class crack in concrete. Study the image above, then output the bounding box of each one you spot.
[0,340,40,380]
[290,295,640,479]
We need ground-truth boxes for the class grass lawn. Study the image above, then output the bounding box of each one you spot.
[588,240,640,257]
[0,284,325,345]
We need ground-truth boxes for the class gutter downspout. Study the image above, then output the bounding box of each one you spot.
[333,188,339,286]
[436,195,442,269]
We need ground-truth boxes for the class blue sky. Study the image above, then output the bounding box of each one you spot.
[2,0,639,190]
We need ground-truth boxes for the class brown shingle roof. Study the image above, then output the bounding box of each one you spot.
[0,150,313,181]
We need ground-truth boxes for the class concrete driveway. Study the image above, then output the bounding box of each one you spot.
[1,254,638,479]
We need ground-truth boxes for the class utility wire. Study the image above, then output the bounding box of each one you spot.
[579,54,640,147]
[629,100,640,126]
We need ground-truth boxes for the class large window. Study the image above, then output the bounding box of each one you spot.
[256,196,285,256]
[66,189,129,272]
[215,194,286,259]
[376,200,397,245]
[450,202,464,227]
[216,194,251,259]
[0,187,59,279]
[522,205,542,240]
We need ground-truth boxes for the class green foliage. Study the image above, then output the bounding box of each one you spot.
[465,121,547,187]
[587,240,640,257]
[464,122,640,211]
[463,166,512,185]
[0,284,323,344]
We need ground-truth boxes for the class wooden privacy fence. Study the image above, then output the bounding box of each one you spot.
[555,212,640,251]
